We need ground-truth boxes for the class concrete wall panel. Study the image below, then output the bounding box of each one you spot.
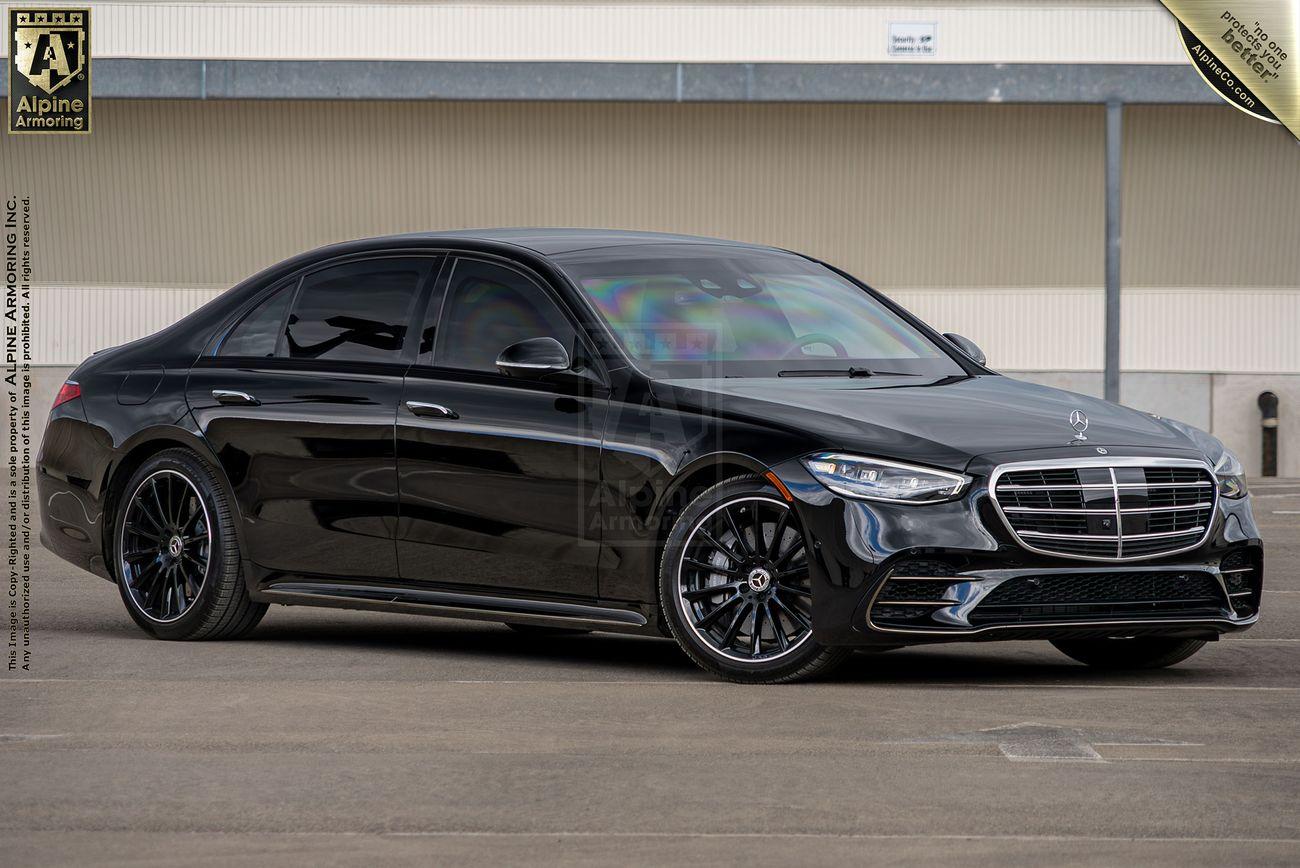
[1211,374,1300,479]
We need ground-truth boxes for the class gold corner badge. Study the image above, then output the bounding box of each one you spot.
[1161,1,1297,139]
[8,7,91,134]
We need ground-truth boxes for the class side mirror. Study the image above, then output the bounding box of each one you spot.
[495,336,571,378]
[942,333,987,367]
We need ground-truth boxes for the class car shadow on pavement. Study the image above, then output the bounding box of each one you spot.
[235,615,1230,686]
[242,618,703,676]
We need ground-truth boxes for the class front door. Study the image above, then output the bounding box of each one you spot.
[395,256,607,599]
[187,255,438,580]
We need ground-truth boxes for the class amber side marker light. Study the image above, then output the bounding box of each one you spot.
[51,381,81,409]
[764,471,794,502]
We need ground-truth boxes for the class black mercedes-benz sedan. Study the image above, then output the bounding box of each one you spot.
[37,230,1262,682]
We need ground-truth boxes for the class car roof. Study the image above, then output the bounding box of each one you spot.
[384,228,776,256]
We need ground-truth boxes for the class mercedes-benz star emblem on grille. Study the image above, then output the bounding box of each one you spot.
[1068,409,1089,441]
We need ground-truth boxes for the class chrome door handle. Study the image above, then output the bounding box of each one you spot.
[405,401,459,420]
[212,389,259,406]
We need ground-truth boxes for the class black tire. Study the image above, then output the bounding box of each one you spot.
[658,475,850,683]
[113,448,267,640]
[1050,637,1207,669]
[505,623,592,636]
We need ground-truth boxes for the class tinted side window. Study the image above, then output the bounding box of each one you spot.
[285,258,428,364]
[433,259,576,373]
[220,281,294,358]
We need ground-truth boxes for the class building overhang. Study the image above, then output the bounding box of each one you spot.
[0,59,1219,103]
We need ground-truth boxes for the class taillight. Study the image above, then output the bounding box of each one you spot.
[52,381,81,409]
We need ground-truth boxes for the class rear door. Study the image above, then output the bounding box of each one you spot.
[395,255,608,598]
[187,254,439,580]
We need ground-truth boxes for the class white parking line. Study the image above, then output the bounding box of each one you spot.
[1224,637,1300,642]
[947,683,1300,691]
[48,830,1292,844]
[379,831,1298,845]
[1116,757,1300,764]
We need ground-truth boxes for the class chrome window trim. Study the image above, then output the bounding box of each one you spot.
[987,456,1218,564]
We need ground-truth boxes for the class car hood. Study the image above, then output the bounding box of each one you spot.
[652,374,1205,472]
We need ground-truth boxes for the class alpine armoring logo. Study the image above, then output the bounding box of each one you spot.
[8,8,91,134]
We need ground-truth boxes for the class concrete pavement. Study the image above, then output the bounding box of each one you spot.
[3,481,1299,866]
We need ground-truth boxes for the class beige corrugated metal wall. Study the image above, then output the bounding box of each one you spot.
[4,99,1298,369]
[6,101,1106,289]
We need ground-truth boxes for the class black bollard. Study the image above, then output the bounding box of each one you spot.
[1258,391,1279,478]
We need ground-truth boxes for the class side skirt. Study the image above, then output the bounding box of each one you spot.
[257,581,652,634]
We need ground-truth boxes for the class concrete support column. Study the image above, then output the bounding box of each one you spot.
[1104,100,1123,403]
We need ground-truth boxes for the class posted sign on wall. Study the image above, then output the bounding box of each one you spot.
[888,21,937,57]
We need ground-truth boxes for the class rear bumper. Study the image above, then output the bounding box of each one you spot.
[771,455,1263,648]
[37,467,111,581]
[36,409,113,582]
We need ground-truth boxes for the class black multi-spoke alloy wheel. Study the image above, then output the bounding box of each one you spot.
[114,448,266,640]
[659,476,850,683]
[1051,637,1206,669]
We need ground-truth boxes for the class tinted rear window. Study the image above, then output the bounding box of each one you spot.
[284,258,429,364]
[220,281,294,358]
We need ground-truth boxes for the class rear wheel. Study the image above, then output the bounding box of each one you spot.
[659,476,850,683]
[1050,637,1207,669]
[114,448,266,640]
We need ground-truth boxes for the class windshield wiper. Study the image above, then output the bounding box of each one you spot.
[777,367,921,378]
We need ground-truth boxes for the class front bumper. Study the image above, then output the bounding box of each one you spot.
[771,452,1262,648]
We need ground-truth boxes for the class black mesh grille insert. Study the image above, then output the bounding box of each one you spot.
[869,559,961,627]
[887,559,958,578]
[980,571,1221,606]
[872,604,937,622]
[879,579,955,602]
[970,570,1226,625]
[1219,549,1260,617]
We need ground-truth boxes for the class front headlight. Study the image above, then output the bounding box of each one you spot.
[803,453,970,504]
[1158,417,1248,500]
[1214,449,1248,499]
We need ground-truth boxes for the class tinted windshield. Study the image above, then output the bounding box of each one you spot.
[555,243,965,378]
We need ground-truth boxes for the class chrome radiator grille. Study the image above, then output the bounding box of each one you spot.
[990,459,1216,561]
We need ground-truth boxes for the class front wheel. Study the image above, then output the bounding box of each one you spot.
[1050,637,1207,669]
[659,476,850,683]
